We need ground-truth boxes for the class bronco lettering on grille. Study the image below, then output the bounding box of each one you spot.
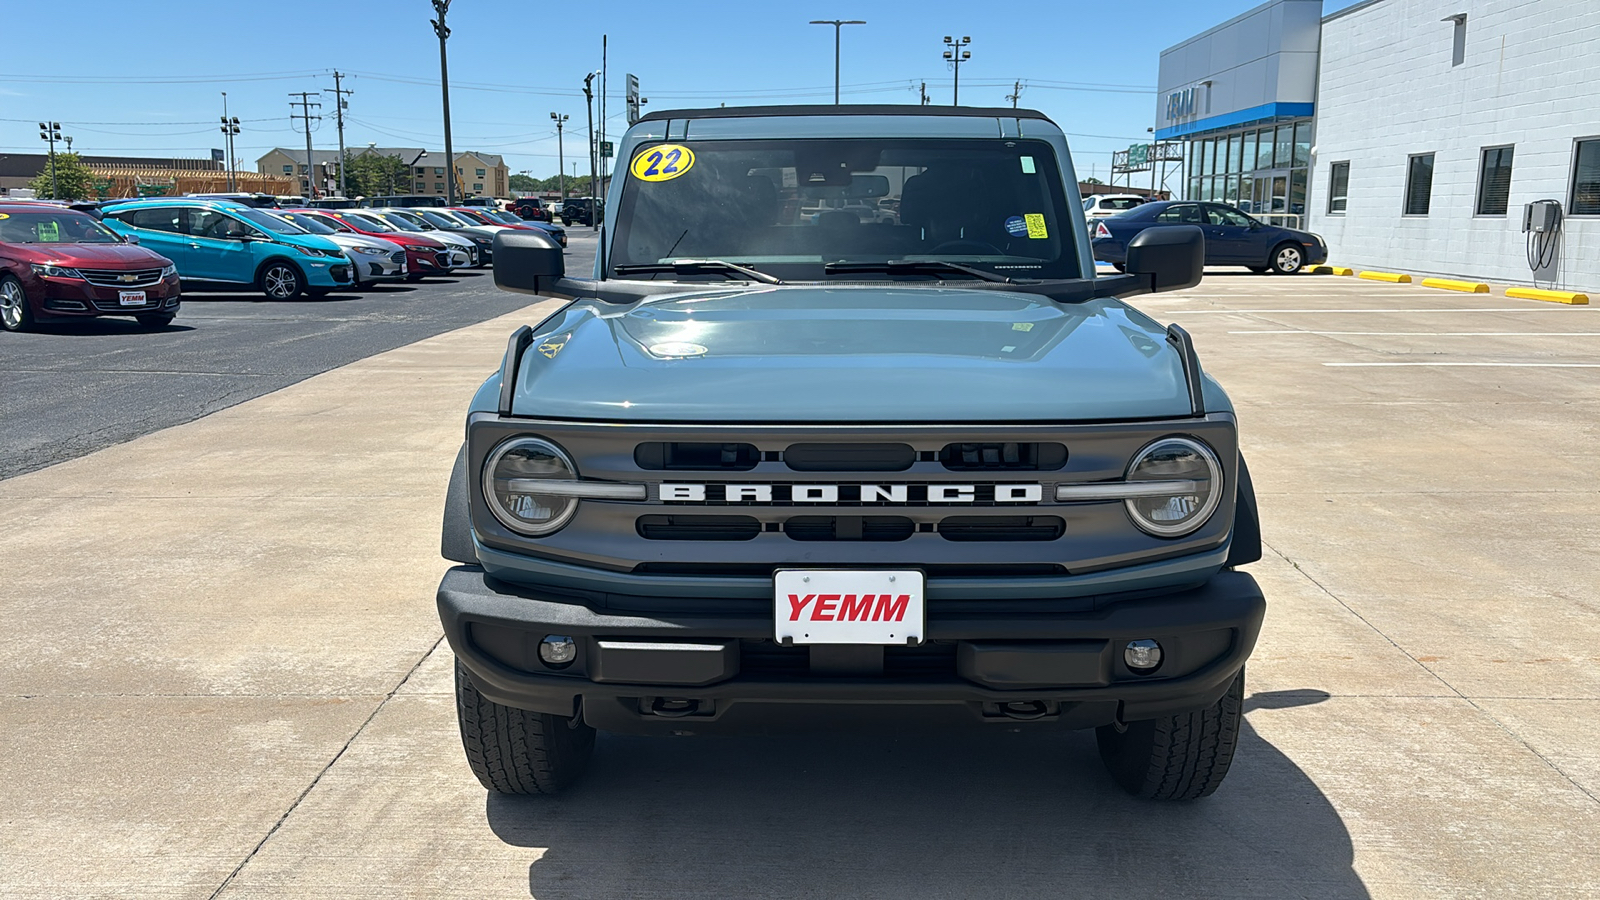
[661,483,1044,504]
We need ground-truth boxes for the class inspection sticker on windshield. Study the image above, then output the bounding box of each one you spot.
[630,144,695,182]
[1024,213,1049,239]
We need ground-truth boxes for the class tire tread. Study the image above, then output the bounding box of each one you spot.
[455,658,594,794]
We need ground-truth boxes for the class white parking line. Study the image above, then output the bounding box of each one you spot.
[1232,330,1600,336]
[1324,362,1600,368]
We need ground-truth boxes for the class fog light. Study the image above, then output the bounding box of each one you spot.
[1124,639,1163,671]
[539,635,577,667]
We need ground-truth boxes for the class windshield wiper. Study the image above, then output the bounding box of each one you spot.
[824,259,1016,283]
[614,259,782,284]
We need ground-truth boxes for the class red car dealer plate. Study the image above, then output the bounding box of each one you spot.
[774,569,925,645]
[118,290,146,306]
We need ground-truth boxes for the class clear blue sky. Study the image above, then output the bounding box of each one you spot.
[0,0,1361,181]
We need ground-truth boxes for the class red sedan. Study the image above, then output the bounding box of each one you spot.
[1,203,181,332]
[289,209,453,281]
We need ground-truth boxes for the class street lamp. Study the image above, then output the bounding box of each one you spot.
[38,122,62,199]
[550,112,569,198]
[809,20,866,104]
[431,0,457,206]
[220,92,241,192]
[942,35,972,106]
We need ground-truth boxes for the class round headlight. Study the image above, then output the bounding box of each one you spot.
[1124,437,1224,537]
[482,437,579,536]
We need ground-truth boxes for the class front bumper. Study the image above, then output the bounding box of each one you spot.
[439,566,1265,734]
[29,273,182,321]
[301,259,353,287]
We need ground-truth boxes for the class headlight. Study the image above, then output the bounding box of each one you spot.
[292,245,332,258]
[483,437,581,536]
[160,264,177,278]
[402,244,431,252]
[32,263,82,279]
[1123,437,1223,537]
[350,245,390,255]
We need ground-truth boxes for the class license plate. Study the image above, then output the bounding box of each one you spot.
[774,569,924,645]
[118,290,146,306]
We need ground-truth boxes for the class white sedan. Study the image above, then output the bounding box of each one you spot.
[1082,194,1153,218]
[270,211,406,284]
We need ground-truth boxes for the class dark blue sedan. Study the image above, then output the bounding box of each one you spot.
[1092,201,1327,275]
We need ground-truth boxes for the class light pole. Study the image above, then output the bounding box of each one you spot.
[583,71,599,231]
[808,20,866,104]
[942,35,972,106]
[550,112,569,199]
[38,122,61,199]
[220,92,240,192]
[431,0,457,206]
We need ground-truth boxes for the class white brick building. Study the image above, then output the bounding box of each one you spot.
[1307,0,1600,289]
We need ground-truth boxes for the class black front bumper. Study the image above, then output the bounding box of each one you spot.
[438,566,1265,734]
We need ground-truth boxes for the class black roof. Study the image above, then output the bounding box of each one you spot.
[637,104,1051,124]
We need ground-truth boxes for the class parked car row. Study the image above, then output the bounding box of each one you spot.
[0,195,568,331]
[1091,200,1328,275]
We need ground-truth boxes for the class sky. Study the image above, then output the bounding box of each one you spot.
[0,0,1362,184]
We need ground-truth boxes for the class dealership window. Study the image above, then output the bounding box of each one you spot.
[1405,153,1435,215]
[1476,146,1514,216]
[1570,140,1600,215]
[1327,162,1350,214]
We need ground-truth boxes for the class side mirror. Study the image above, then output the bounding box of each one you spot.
[1126,225,1204,293]
[122,234,140,245]
[492,229,565,295]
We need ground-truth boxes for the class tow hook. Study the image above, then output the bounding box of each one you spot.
[643,697,702,718]
[996,700,1051,721]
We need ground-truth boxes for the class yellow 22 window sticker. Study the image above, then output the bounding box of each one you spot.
[630,144,695,182]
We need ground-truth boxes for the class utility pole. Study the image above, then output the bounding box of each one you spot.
[220,93,240,192]
[326,71,354,198]
[550,113,569,198]
[600,36,608,206]
[1006,79,1023,108]
[942,35,972,106]
[431,0,457,206]
[919,81,929,105]
[289,92,322,197]
[808,19,866,104]
[583,71,598,232]
[38,122,61,199]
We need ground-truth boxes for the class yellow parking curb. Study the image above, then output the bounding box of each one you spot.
[1420,278,1490,294]
[1311,266,1354,276]
[1358,271,1412,284]
[1506,287,1590,305]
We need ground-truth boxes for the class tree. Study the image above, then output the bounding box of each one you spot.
[342,151,412,197]
[509,173,539,192]
[1082,176,1105,185]
[29,152,96,200]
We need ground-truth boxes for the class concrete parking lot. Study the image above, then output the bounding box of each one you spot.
[2,267,1597,898]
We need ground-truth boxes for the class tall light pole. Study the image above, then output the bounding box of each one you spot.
[431,0,457,206]
[550,113,569,199]
[220,93,240,192]
[942,35,972,106]
[582,71,599,232]
[809,20,866,104]
[38,122,61,199]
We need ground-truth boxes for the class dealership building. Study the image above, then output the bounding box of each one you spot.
[1159,0,1600,289]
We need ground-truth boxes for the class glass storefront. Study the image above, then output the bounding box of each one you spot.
[1186,120,1313,221]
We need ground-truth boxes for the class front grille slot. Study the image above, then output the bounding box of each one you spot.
[79,268,163,287]
[633,563,1067,577]
[784,443,915,471]
[940,442,1067,471]
[637,515,760,541]
[739,641,958,678]
[939,516,1065,542]
[783,516,914,542]
[635,442,759,471]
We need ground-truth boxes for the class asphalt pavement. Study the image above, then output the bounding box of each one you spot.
[0,231,596,481]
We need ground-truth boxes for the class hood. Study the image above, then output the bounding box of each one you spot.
[506,285,1196,422]
[280,233,346,253]
[10,242,171,267]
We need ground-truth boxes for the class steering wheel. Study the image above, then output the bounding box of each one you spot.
[928,239,1003,255]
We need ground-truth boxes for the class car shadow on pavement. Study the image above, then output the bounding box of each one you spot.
[487,688,1369,899]
[21,320,196,336]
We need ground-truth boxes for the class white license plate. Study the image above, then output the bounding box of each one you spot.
[774,569,924,645]
[118,290,146,306]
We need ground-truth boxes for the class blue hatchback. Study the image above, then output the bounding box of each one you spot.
[1092,200,1327,275]
[100,198,353,299]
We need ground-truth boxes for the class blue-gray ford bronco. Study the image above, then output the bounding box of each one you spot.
[437,105,1264,800]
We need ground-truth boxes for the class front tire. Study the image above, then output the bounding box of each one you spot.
[455,658,595,794]
[1269,243,1304,275]
[0,275,33,332]
[1096,668,1244,801]
[259,261,304,300]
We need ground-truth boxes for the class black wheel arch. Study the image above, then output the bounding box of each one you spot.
[1225,454,1262,568]
[442,443,476,564]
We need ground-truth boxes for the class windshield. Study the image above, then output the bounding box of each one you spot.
[452,209,493,225]
[374,212,426,232]
[297,212,351,233]
[273,212,337,235]
[386,210,437,231]
[432,210,475,227]
[417,211,463,229]
[610,138,1079,280]
[0,208,123,244]
[235,207,306,234]
[482,210,521,224]
[342,212,395,233]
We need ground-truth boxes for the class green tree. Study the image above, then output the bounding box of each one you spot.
[509,173,539,192]
[1082,176,1105,185]
[29,152,96,200]
[342,151,412,197]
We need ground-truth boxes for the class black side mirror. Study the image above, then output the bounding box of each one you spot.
[1126,224,1204,292]
[492,229,565,295]
[122,233,140,245]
